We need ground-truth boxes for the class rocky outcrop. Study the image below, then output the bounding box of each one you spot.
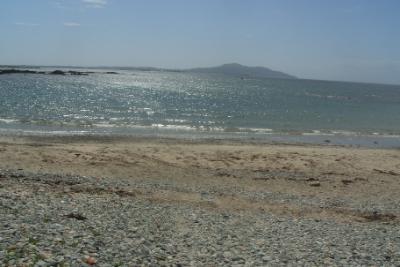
[0,69,45,75]
[0,69,119,76]
[49,70,66,75]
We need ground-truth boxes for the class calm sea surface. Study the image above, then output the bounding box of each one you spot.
[1,69,400,146]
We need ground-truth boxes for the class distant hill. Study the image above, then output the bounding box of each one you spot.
[187,63,297,79]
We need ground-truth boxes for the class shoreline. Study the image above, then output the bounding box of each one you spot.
[1,135,400,265]
[0,128,399,149]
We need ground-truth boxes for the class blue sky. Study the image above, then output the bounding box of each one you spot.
[0,0,399,84]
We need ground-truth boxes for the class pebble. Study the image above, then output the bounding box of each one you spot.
[0,169,399,266]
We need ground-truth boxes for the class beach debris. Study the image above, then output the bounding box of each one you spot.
[341,179,353,185]
[361,211,397,222]
[309,181,321,187]
[216,171,231,177]
[253,177,270,181]
[373,169,399,176]
[114,189,137,197]
[354,177,367,181]
[64,212,87,221]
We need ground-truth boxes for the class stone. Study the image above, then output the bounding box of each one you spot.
[84,256,97,265]
[262,256,272,262]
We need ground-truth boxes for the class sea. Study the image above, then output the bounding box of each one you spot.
[1,68,400,148]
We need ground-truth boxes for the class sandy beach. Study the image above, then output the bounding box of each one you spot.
[2,0,400,266]
[1,135,400,266]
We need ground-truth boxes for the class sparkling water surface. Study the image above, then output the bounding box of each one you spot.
[1,70,400,144]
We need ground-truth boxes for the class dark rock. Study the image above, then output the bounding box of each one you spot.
[0,69,39,75]
[50,70,66,75]
[68,71,88,76]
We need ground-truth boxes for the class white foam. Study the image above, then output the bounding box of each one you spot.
[244,127,274,133]
[0,118,18,124]
[331,130,360,136]
[92,123,116,128]
[302,130,334,136]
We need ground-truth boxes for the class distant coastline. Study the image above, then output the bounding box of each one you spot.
[0,63,296,80]
[2,63,400,86]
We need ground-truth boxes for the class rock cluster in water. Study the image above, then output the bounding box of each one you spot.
[0,69,118,76]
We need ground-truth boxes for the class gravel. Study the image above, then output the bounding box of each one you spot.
[1,169,399,266]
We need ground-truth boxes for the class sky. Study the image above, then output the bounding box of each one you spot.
[0,0,399,84]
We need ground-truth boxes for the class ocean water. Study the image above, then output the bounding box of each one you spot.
[1,69,400,146]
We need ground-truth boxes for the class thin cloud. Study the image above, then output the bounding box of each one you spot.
[64,22,81,27]
[15,22,40,27]
[82,0,107,8]
[52,1,68,9]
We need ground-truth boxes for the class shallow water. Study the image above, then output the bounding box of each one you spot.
[0,69,400,146]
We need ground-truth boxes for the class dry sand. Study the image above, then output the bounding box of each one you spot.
[1,135,399,223]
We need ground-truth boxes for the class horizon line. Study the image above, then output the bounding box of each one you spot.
[1,63,399,86]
